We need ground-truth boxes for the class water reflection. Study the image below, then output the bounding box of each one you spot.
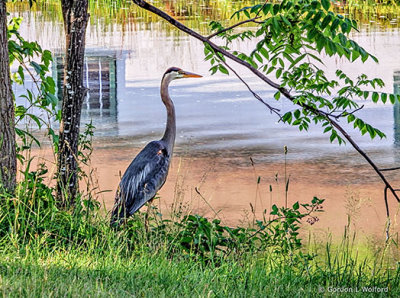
[7,0,400,32]
[53,50,129,136]
[8,2,400,167]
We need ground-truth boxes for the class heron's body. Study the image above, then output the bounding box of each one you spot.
[111,67,201,225]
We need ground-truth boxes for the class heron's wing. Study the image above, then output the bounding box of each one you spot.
[111,141,170,222]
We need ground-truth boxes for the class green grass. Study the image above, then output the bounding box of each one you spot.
[0,247,398,297]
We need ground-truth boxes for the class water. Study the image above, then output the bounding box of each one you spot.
[9,1,400,166]
[7,1,400,232]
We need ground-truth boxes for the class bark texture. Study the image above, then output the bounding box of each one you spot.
[57,0,89,205]
[0,1,16,192]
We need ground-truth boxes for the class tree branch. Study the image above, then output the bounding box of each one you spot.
[131,0,400,221]
[207,17,262,39]
[380,166,400,172]
[218,58,281,118]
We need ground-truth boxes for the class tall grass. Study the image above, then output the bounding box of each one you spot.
[0,156,399,296]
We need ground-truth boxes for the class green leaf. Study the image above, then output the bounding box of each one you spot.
[254,52,263,63]
[46,93,59,107]
[293,202,299,210]
[259,47,269,59]
[355,118,365,130]
[42,49,53,67]
[321,0,331,11]
[281,16,291,27]
[390,94,396,104]
[381,93,387,104]
[266,66,275,75]
[274,91,281,100]
[351,50,360,62]
[30,61,42,75]
[366,124,377,139]
[282,112,292,123]
[272,17,280,34]
[250,4,262,14]
[276,68,282,79]
[272,4,280,15]
[331,18,340,31]
[370,55,379,63]
[209,65,218,75]
[316,35,326,52]
[330,131,337,142]
[307,28,319,40]
[375,128,386,138]
[311,11,324,25]
[289,53,306,69]
[320,14,332,30]
[218,64,229,75]
[15,128,41,147]
[347,114,355,123]
[372,92,379,103]
[263,3,272,15]
[340,22,348,34]
[26,113,42,127]
[327,41,337,56]
[324,126,332,133]
[338,33,347,46]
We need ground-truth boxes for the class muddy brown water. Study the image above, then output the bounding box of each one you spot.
[30,141,400,238]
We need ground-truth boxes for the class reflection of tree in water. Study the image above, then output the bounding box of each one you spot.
[164,0,214,18]
[394,71,400,147]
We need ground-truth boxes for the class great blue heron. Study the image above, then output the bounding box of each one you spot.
[110,67,202,225]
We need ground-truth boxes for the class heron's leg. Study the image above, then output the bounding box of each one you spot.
[144,197,155,233]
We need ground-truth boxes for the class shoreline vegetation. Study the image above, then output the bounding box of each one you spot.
[0,154,399,296]
[1,0,400,296]
[7,0,400,31]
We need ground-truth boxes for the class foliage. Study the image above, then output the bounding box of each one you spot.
[204,0,400,145]
[78,121,95,166]
[7,16,59,160]
[0,163,102,248]
[6,17,97,202]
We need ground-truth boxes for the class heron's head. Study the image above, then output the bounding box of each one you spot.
[163,67,202,83]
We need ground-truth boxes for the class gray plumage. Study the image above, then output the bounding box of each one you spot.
[110,67,202,225]
[111,141,169,224]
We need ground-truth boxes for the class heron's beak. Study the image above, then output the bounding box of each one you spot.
[182,71,202,78]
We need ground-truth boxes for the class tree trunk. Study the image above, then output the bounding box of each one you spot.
[0,1,16,193]
[57,0,89,205]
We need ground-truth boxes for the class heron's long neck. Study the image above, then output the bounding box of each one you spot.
[160,77,176,153]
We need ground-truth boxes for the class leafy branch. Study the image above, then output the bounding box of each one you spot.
[8,17,59,161]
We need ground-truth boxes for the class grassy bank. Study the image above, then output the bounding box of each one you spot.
[0,168,399,297]
[0,241,398,297]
